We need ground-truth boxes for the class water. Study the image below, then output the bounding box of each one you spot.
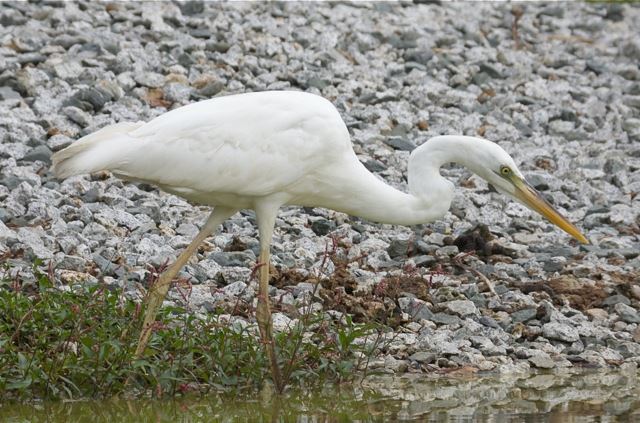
[1,368,638,422]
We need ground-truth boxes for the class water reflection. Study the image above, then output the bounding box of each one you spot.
[1,367,638,422]
[365,365,639,422]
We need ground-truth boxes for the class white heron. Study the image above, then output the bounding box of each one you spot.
[51,90,588,390]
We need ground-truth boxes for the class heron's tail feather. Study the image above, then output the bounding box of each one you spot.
[51,121,144,178]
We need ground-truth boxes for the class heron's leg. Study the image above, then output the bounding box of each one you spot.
[255,205,283,392]
[135,207,236,357]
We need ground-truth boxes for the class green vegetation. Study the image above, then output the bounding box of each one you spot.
[0,261,384,401]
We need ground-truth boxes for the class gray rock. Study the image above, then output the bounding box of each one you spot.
[189,28,213,40]
[479,316,500,329]
[623,40,640,61]
[432,313,462,326]
[63,106,92,127]
[90,250,114,275]
[183,264,209,284]
[469,293,487,309]
[597,346,624,362]
[382,355,408,373]
[409,351,436,364]
[538,5,564,18]
[0,208,12,223]
[11,67,49,96]
[197,80,225,97]
[542,256,565,273]
[310,218,335,236]
[413,255,436,268]
[403,48,433,65]
[623,118,640,140]
[96,80,124,101]
[306,77,331,90]
[631,285,640,301]
[179,1,204,15]
[528,353,555,369]
[362,158,386,173]
[54,61,84,81]
[576,350,606,367]
[387,238,412,258]
[479,62,504,79]
[205,41,231,54]
[196,258,221,280]
[134,72,165,88]
[469,336,505,356]
[512,308,537,323]
[67,87,113,112]
[566,340,585,355]
[418,331,465,355]
[384,137,416,151]
[609,340,640,358]
[293,282,316,298]
[81,188,99,203]
[210,251,255,267]
[403,298,434,322]
[95,209,141,231]
[605,4,624,21]
[22,145,52,164]
[542,322,580,343]
[57,255,87,271]
[17,227,53,260]
[614,303,640,324]
[494,284,509,296]
[586,60,606,75]
[272,312,293,332]
[444,300,477,317]
[602,295,631,307]
[164,83,192,103]
[0,86,21,100]
[47,134,73,151]
[175,223,198,237]
[222,281,247,297]
[0,220,17,242]
[436,245,459,257]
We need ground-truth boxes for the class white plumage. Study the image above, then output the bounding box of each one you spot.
[51,90,587,390]
[54,92,353,208]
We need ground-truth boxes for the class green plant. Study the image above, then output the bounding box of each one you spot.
[0,258,385,401]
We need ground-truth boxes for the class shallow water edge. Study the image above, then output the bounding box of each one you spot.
[1,367,638,422]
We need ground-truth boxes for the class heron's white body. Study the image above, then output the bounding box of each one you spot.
[52,90,586,382]
[52,91,470,225]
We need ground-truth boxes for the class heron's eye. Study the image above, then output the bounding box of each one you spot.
[500,166,512,176]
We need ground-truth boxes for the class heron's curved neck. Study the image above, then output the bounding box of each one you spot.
[339,169,445,226]
[405,135,489,221]
[310,136,484,226]
[409,135,484,182]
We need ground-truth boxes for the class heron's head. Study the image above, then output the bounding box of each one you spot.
[466,138,588,244]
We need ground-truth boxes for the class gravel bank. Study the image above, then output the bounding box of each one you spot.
[1,2,639,375]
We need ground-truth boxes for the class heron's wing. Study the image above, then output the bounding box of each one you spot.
[114,91,352,198]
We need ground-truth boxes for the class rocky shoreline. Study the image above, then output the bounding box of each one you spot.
[1,2,639,376]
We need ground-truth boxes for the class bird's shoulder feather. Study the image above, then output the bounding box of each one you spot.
[117,91,353,198]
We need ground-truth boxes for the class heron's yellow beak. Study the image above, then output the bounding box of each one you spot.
[511,176,589,244]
